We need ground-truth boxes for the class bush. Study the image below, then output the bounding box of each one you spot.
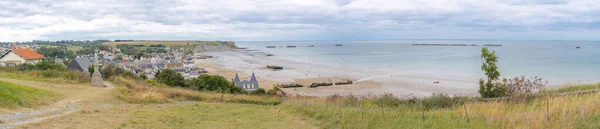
[156,69,185,87]
[101,64,137,79]
[185,74,244,93]
[139,74,148,80]
[505,75,547,95]
[250,88,267,95]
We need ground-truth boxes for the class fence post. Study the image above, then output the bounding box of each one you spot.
[546,97,550,121]
[463,103,469,123]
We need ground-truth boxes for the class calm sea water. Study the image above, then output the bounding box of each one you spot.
[236,40,600,83]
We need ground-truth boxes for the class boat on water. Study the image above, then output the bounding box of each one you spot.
[287,46,296,48]
[309,45,315,47]
[335,44,343,46]
[266,46,276,48]
[576,46,581,49]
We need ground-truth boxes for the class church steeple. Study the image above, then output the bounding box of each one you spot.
[250,72,257,82]
[233,73,240,82]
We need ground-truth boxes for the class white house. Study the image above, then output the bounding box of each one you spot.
[0,48,45,67]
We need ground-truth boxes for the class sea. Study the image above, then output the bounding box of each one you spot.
[236,40,600,84]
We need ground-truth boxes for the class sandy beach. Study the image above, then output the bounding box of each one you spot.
[195,50,482,97]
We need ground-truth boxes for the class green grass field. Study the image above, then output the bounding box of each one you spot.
[0,81,57,109]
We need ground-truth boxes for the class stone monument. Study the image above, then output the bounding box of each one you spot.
[91,54,104,86]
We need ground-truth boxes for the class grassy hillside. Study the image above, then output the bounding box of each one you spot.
[0,81,57,109]
[113,77,281,105]
[282,89,600,129]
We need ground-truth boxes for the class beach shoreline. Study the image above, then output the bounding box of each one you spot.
[194,50,489,97]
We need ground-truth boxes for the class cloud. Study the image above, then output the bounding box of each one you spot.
[0,0,599,41]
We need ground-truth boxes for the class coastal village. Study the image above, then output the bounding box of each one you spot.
[0,41,271,93]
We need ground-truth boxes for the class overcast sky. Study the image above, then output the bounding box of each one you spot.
[1,0,599,42]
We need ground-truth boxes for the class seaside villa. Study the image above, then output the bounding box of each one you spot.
[0,48,45,67]
[233,73,259,91]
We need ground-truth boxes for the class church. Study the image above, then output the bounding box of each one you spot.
[232,73,259,91]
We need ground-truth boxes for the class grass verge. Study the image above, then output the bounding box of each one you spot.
[0,80,58,109]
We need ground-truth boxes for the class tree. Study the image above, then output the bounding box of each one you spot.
[479,47,508,98]
[156,69,185,87]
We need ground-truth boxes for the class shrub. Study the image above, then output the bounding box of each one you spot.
[156,69,185,87]
[185,74,243,93]
[250,88,267,95]
[139,74,148,80]
[101,64,137,79]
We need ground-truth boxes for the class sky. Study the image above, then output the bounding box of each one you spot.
[1,0,599,42]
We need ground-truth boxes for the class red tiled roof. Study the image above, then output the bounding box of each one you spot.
[12,48,45,60]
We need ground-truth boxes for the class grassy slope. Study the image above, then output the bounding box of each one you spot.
[113,77,281,105]
[17,103,316,129]
[0,81,57,109]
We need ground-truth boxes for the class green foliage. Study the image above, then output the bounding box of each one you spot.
[18,60,66,71]
[184,74,243,93]
[250,88,267,95]
[479,47,508,98]
[115,55,123,61]
[88,66,94,76]
[139,74,148,80]
[101,64,137,79]
[38,46,75,59]
[156,69,185,87]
